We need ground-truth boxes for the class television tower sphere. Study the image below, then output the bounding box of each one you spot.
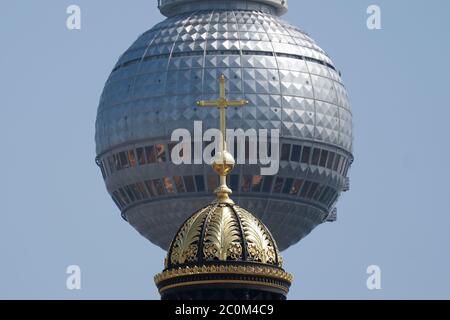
[95,0,353,251]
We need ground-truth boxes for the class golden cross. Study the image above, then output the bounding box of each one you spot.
[196,74,248,154]
[196,75,248,203]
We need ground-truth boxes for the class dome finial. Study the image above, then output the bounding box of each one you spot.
[197,75,248,204]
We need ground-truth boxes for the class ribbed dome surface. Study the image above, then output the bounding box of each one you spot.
[167,201,282,269]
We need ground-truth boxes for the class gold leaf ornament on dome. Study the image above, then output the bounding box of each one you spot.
[203,205,242,261]
[170,208,207,265]
[236,208,277,265]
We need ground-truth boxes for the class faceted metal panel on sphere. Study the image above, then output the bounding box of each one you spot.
[95,4,353,251]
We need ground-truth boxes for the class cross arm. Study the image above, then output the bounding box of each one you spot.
[226,99,249,107]
[196,100,220,107]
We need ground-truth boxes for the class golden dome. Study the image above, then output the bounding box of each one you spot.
[154,200,293,298]
[167,202,283,268]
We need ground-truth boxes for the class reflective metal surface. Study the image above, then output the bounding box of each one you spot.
[95,3,353,251]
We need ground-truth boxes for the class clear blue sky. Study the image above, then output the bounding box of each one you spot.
[1,0,449,299]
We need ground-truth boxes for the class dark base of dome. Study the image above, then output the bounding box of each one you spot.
[155,265,292,301]
[161,287,286,300]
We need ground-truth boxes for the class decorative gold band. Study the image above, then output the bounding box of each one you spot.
[154,264,293,285]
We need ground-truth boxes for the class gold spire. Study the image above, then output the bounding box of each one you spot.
[197,75,248,204]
